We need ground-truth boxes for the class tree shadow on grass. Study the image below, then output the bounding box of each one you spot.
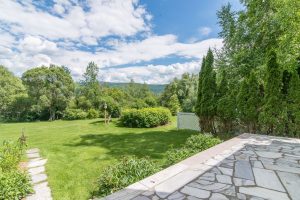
[64,129,198,161]
[89,119,106,125]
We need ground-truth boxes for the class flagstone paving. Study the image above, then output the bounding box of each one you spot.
[26,148,52,200]
[100,134,300,200]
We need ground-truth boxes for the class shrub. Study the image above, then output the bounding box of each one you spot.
[95,156,160,197]
[120,107,171,128]
[63,109,87,120]
[0,141,24,172]
[0,139,32,199]
[0,169,32,199]
[165,134,221,166]
[87,108,99,119]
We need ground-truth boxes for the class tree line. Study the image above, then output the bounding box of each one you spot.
[0,62,159,121]
[195,0,300,137]
[159,0,300,137]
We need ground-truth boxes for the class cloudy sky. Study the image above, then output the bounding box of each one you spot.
[0,0,241,84]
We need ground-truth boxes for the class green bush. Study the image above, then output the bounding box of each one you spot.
[87,108,99,119]
[0,141,24,172]
[63,109,87,120]
[0,139,32,199]
[0,169,32,199]
[120,107,171,128]
[165,134,221,166]
[95,156,160,197]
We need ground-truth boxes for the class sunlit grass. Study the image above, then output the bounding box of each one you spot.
[0,117,200,200]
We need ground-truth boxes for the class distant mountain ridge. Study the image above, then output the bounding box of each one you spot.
[102,82,166,94]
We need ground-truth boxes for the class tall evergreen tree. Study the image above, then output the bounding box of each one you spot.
[286,70,300,137]
[259,51,284,134]
[217,70,236,132]
[196,49,217,133]
[246,71,261,132]
[195,57,206,130]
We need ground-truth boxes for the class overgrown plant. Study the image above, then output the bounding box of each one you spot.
[165,134,221,166]
[95,156,160,197]
[0,137,32,199]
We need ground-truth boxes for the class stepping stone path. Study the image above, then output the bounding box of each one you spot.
[26,148,52,200]
[100,134,300,200]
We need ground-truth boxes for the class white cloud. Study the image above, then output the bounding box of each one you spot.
[19,36,58,55]
[100,61,202,84]
[0,0,224,84]
[0,34,222,83]
[0,0,150,41]
[198,27,212,36]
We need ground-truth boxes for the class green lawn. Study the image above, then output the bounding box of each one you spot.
[0,118,199,200]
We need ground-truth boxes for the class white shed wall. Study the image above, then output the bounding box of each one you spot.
[177,112,200,131]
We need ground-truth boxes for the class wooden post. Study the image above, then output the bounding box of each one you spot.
[104,102,107,124]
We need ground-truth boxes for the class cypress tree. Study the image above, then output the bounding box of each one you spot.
[259,51,284,135]
[246,71,261,133]
[217,70,236,132]
[196,57,206,130]
[286,70,300,137]
[237,77,249,130]
[199,49,217,133]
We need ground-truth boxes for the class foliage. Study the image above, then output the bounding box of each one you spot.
[87,109,99,119]
[63,109,88,120]
[0,169,32,200]
[0,141,24,172]
[165,134,221,166]
[80,62,102,109]
[0,66,26,119]
[95,156,160,197]
[166,94,181,115]
[160,73,198,112]
[237,71,261,133]
[99,96,121,118]
[259,52,285,134]
[216,70,236,132]
[196,49,217,133]
[286,70,300,137]
[120,107,171,128]
[22,65,75,121]
[0,139,32,199]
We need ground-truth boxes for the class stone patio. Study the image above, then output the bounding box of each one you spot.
[99,134,300,200]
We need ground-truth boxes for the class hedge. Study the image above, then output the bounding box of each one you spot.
[63,109,88,120]
[119,107,171,128]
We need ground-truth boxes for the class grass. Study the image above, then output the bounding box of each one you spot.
[0,117,202,200]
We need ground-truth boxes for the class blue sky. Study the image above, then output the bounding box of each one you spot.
[0,0,241,84]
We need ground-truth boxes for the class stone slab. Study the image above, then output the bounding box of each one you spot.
[103,182,148,200]
[28,159,47,168]
[180,186,210,199]
[27,152,40,159]
[28,166,45,176]
[31,173,47,184]
[26,148,39,154]
[239,187,289,200]
[234,160,254,180]
[278,171,300,200]
[155,169,204,198]
[253,168,285,192]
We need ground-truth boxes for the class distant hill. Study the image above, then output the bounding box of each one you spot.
[102,82,166,94]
